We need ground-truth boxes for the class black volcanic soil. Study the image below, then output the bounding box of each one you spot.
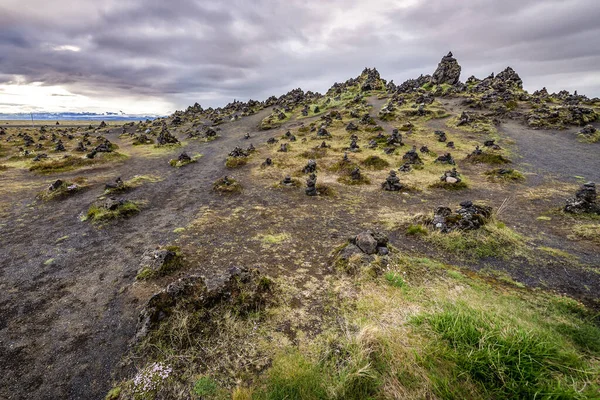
[0,97,599,400]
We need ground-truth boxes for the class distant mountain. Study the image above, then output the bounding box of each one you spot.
[0,112,163,121]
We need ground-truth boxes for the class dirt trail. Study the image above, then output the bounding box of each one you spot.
[440,98,600,183]
[500,120,600,183]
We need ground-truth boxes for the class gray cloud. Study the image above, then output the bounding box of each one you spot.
[1,0,599,113]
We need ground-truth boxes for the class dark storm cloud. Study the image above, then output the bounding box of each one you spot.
[1,0,599,112]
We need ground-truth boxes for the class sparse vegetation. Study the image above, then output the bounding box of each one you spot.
[406,224,428,236]
[213,176,242,193]
[570,224,600,243]
[110,254,600,398]
[4,54,600,400]
[29,152,127,174]
[226,156,248,168]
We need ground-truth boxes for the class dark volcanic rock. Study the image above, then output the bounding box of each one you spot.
[430,52,461,85]
[565,182,600,214]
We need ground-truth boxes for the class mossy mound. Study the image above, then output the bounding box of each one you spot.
[361,155,390,170]
[213,177,242,193]
[85,199,142,223]
[29,152,126,174]
[466,152,511,165]
[225,156,248,168]
[484,168,525,182]
[429,180,469,190]
[37,178,87,201]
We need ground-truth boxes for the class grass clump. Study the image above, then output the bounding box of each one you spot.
[484,168,525,182]
[257,233,291,246]
[384,271,406,287]
[578,131,600,143]
[570,224,600,243]
[406,224,428,236]
[315,184,336,197]
[337,175,371,186]
[169,154,202,168]
[412,303,597,399]
[329,159,358,174]
[429,180,469,190]
[538,246,576,260]
[425,221,525,259]
[299,148,328,159]
[193,376,219,398]
[225,156,248,168]
[360,155,390,170]
[29,153,126,174]
[213,176,242,194]
[466,152,511,165]
[136,246,185,280]
[85,200,142,223]
[254,352,328,400]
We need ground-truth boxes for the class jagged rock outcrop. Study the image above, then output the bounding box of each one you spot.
[430,52,461,85]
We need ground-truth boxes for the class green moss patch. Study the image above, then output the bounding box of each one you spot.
[85,200,142,223]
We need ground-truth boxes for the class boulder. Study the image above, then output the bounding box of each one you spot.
[355,231,378,255]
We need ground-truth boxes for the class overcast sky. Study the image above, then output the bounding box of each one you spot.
[1,0,599,114]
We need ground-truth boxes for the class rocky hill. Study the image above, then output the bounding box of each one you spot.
[0,53,599,400]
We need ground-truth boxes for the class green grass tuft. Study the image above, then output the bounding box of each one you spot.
[413,303,596,399]
[193,376,219,397]
[384,272,406,288]
[406,224,428,236]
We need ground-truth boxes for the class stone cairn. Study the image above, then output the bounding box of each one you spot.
[564,182,600,214]
[432,201,492,233]
[306,173,317,196]
[382,170,403,191]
